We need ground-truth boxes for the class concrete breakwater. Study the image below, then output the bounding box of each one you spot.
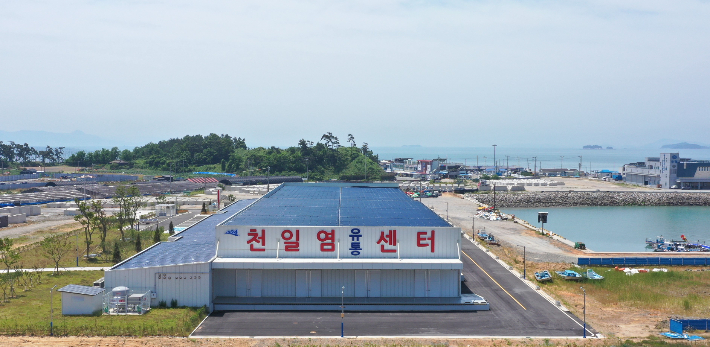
[467,191,710,207]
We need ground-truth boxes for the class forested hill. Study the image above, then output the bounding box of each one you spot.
[64,133,385,181]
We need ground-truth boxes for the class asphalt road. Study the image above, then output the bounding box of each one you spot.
[192,236,594,337]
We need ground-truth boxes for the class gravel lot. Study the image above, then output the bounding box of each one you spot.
[422,195,578,263]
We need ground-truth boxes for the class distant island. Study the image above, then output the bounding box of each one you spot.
[582,145,614,150]
[661,142,709,149]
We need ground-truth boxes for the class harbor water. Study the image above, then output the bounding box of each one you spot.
[501,206,710,252]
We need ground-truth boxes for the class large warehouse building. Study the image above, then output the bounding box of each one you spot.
[105,182,487,311]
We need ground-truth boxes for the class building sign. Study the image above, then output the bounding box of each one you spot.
[215,226,460,259]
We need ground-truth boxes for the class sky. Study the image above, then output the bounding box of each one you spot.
[1,1,709,149]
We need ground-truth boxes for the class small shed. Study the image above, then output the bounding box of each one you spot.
[58,284,105,315]
[156,203,176,217]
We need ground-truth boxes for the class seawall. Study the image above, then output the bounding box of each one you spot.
[467,191,710,207]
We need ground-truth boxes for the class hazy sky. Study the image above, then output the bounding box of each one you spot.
[1,1,709,148]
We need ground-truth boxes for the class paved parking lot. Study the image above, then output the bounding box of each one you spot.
[191,236,594,337]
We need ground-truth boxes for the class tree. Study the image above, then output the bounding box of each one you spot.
[0,238,20,274]
[40,235,71,273]
[112,243,122,264]
[135,234,142,253]
[201,202,207,214]
[168,221,174,235]
[91,200,111,253]
[113,184,141,241]
[153,225,161,243]
[74,198,96,258]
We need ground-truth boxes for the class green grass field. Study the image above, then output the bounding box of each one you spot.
[540,267,710,317]
[13,224,169,270]
[0,271,206,336]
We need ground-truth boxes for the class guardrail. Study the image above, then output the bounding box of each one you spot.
[578,257,710,266]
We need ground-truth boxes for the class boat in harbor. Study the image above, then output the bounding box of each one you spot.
[534,270,553,282]
[646,235,710,252]
[584,269,604,280]
[555,269,584,280]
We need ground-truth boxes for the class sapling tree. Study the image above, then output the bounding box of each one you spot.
[0,237,20,274]
[40,235,71,273]
[74,198,95,258]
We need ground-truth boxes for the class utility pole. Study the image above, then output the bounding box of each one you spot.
[532,157,537,176]
[578,156,583,175]
[492,145,497,176]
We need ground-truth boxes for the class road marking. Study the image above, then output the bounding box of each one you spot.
[462,250,527,310]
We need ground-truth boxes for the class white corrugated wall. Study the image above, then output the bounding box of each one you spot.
[211,268,459,298]
[104,263,211,308]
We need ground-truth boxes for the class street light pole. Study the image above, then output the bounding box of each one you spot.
[267,166,270,191]
[532,156,537,176]
[578,156,583,175]
[50,285,57,336]
[305,158,309,182]
[446,202,449,221]
[341,286,345,337]
[581,286,587,338]
[521,245,526,279]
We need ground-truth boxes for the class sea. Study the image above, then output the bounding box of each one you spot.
[372,146,710,252]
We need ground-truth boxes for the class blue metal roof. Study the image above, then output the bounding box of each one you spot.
[112,199,256,270]
[223,183,451,227]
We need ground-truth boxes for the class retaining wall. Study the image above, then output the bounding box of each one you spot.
[579,257,710,266]
[469,191,710,207]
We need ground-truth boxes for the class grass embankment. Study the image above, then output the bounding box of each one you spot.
[12,224,170,270]
[0,271,206,336]
[490,242,710,337]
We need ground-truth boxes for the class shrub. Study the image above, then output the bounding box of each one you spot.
[170,299,178,308]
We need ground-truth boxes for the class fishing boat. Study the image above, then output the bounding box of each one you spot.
[534,270,553,282]
[584,269,604,280]
[477,231,500,246]
[645,235,710,252]
[555,269,584,280]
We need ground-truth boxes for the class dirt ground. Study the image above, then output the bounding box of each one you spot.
[0,219,79,245]
[525,177,657,192]
[0,336,629,346]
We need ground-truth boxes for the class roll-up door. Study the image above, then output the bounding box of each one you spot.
[213,269,236,297]
[414,270,427,297]
[428,270,441,297]
[309,270,322,297]
[261,270,294,297]
[354,270,368,297]
[368,270,381,297]
[322,270,355,297]
[236,270,248,297]
[235,270,262,297]
[296,270,309,297]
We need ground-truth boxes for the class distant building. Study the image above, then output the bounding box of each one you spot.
[622,153,710,189]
